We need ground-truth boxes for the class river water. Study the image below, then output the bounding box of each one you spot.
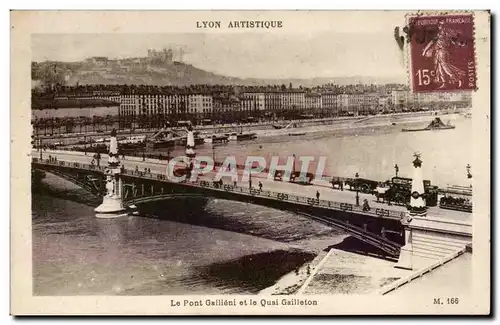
[154,116,472,188]
[32,116,472,295]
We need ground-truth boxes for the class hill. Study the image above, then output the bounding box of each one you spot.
[31,59,404,88]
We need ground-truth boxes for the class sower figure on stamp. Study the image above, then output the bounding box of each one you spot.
[422,20,467,89]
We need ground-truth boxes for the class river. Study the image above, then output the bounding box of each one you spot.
[153,115,472,188]
[32,116,472,295]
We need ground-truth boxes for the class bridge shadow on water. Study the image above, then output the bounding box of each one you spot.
[187,249,316,294]
[327,236,399,262]
[137,199,334,293]
[137,198,342,244]
[32,180,102,207]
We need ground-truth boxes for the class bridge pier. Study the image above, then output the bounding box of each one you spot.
[394,215,472,271]
[95,129,127,219]
[95,168,127,218]
[395,226,413,270]
[394,154,471,270]
[395,154,426,270]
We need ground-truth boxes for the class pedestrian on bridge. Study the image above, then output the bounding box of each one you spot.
[363,199,371,212]
[316,190,320,201]
[259,181,263,191]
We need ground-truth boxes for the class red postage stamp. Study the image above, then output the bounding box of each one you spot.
[408,14,476,92]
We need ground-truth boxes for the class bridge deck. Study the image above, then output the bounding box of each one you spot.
[32,150,472,224]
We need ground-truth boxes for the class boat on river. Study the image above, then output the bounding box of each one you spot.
[203,134,229,144]
[228,132,258,141]
[401,117,455,132]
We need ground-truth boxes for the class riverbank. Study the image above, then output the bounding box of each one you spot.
[250,112,462,139]
[258,237,346,295]
[257,234,415,295]
[38,110,466,146]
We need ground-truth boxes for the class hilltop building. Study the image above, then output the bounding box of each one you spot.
[147,48,174,65]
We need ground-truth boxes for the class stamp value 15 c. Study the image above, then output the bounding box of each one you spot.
[408,14,476,93]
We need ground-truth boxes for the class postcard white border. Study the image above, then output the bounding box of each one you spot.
[9,10,491,316]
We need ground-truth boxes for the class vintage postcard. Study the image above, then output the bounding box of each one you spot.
[11,10,490,315]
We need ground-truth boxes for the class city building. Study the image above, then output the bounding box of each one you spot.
[31,83,473,130]
[188,93,213,119]
[147,48,174,65]
[320,92,339,117]
[241,92,265,111]
[338,94,350,115]
[391,90,411,109]
[263,91,281,116]
[239,95,258,117]
[391,90,472,111]
[304,92,322,115]
[213,95,240,122]
[280,90,305,113]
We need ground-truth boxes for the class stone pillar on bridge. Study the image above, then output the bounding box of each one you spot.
[185,125,196,159]
[395,154,428,270]
[95,129,127,218]
[184,125,196,172]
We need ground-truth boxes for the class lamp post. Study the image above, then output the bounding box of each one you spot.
[394,164,399,177]
[212,143,217,166]
[355,172,360,206]
[39,137,42,160]
[466,164,472,179]
[249,162,253,189]
[84,135,87,155]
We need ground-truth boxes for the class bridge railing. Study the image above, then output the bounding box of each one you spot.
[32,158,407,220]
[33,157,109,173]
[119,167,406,220]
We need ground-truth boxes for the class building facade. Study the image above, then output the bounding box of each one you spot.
[320,92,339,117]
[241,92,265,111]
[304,92,322,115]
[32,84,473,131]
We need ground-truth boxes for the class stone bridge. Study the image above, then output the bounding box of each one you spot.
[32,157,407,258]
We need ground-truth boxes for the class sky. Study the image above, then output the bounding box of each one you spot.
[32,32,407,81]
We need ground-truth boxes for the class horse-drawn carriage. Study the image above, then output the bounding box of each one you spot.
[374,176,438,207]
